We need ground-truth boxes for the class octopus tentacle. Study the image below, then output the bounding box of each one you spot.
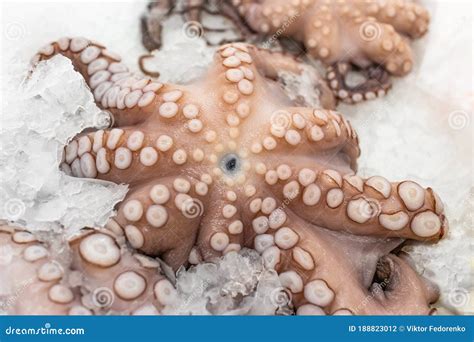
[0,226,80,315]
[302,6,341,63]
[238,209,438,315]
[258,169,448,241]
[141,0,174,51]
[114,177,207,269]
[229,0,428,76]
[358,0,430,39]
[264,107,359,162]
[195,187,245,261]
[234,0,304,37]
[0,225,174,315]
[61,122,208,186]
[27,39,446,315]
[33,37,169,127]
[181,0,205,22]
[321,254,440,315]
[249,47,305,77]
[211,45,358,160]
[327,62,391,104]
[348,19,414,76]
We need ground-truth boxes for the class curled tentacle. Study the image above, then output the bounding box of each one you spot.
[327,62,392,104]
[141,0,174,52]
[32,37,179,127]
[138,54,161,78]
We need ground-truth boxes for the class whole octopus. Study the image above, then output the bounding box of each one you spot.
[0,31,446,315]
[141,0,430,104]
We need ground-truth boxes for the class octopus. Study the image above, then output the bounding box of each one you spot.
[141,0,430,103]
[139,1,338,109]
[141,0,251,50]
[0,37,446,315]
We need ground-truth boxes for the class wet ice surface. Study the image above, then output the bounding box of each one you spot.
[403,192,473,315]
[166,249,289,315]
[0,55,128,234]
[278,65,324,108]
[1,0,472,314]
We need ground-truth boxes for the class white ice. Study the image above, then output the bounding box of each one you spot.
[165,249,290,315]
[0,54,128,235]
[0,0,472,314]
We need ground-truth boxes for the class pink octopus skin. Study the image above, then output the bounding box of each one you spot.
[3,36,447,315]
[230,0,430,76]
[0,225,173,315]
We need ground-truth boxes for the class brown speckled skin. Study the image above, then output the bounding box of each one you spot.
[0,35,445,315]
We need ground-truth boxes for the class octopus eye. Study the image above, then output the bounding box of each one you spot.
[369,256,395,300]
[373,257,393,291]
[220,153,240,174]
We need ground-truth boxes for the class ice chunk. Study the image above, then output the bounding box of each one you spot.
[140,15,215,84]
[403,189,474,314]
[164,249,292,315]
[278,62,327,108]
[0,55,127,235]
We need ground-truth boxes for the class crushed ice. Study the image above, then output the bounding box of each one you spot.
[0,55,128,235]
[140,15,215,84]
[164,249,291,315]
